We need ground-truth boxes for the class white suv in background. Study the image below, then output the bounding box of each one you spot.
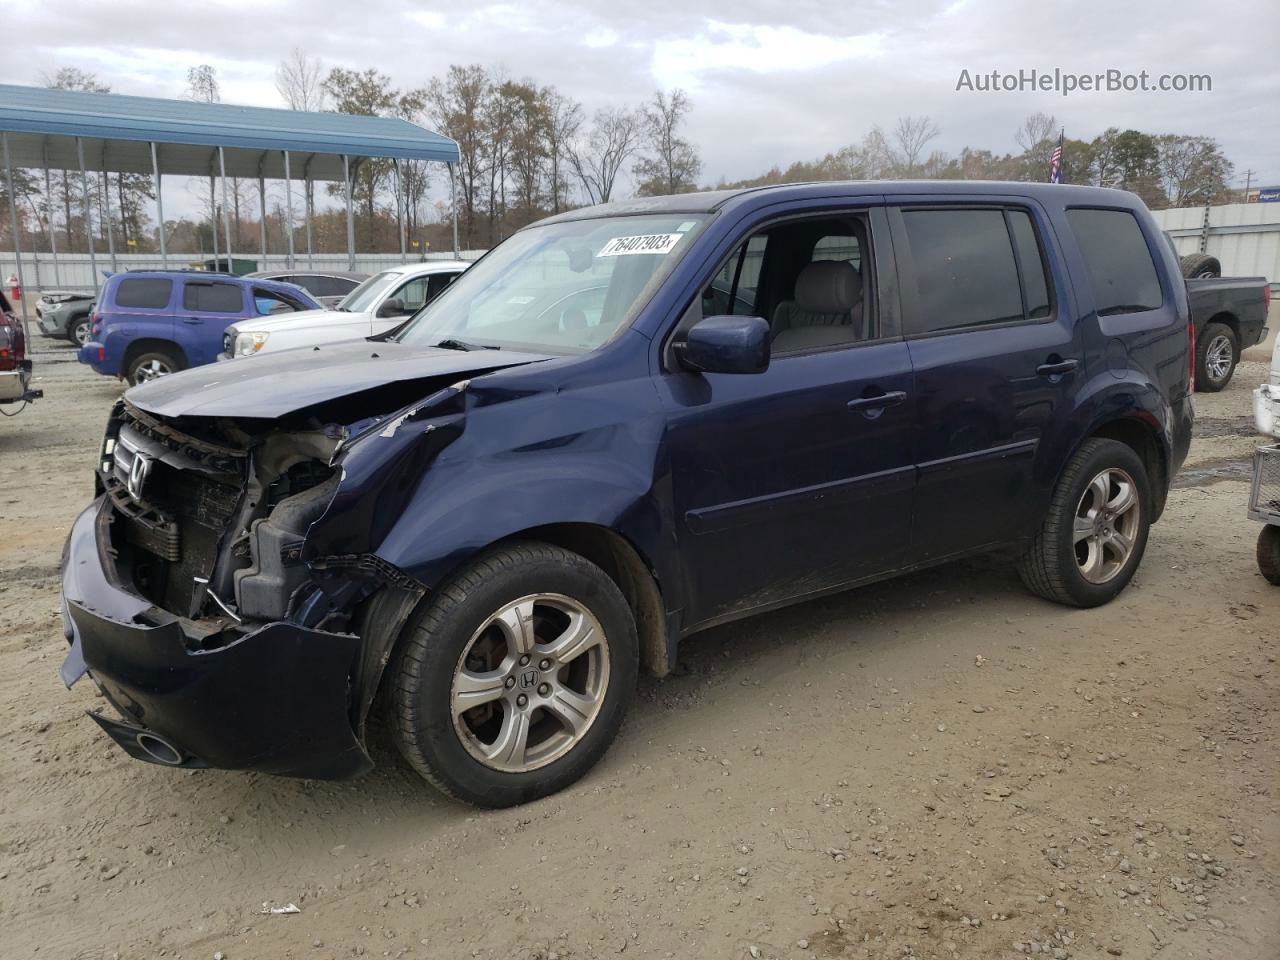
[223,260,469,358]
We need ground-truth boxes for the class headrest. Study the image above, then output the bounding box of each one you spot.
[794,260,861,314]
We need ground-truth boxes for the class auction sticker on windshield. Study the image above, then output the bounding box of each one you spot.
[597,233,684,257]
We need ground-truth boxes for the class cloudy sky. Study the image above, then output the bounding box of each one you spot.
[4,0,1277,199]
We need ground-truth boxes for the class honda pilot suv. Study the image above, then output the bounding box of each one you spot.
[61,182,1194,807]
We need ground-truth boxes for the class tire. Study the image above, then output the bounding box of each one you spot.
[1018,438,1152,607]
[69,314,94,347]
[126,349,183,386]
[1180,253,1221,279]
[1195,321,1238,392]
[1258,526,1280,586]
[388,541,638,807]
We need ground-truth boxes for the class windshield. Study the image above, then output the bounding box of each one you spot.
[393,214,709,353]
[338,271,401,312]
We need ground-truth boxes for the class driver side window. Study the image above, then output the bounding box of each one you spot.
[689,213,877,357]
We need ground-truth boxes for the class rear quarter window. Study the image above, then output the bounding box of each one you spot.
[1066,208,1163,315]
[183,281,245,314]
[114,277,173,309]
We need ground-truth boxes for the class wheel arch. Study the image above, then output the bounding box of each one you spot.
[1203,311,1240,342]
[122,338,187,374]
[496,523,670,678]
[1085,417,1170,523]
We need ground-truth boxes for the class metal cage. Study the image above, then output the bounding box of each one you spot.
[1248,443,1280,525]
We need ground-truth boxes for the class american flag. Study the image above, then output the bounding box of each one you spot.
[1049,131,1064,184]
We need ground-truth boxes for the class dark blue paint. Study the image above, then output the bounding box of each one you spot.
[77,271,321,378]
[677,314,771,374]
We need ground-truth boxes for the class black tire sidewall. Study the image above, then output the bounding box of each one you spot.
[1049,441,1152,607]
[394,547,638,807]
[1257,526,1280,585]
[1196,322,1238,392]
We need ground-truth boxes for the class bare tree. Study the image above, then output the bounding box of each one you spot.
[186,64,220,104]
[894,115,940,175]
[275,48,327,111]
[634,89,702,197]
[543,90,582,214]
[1015,112,1059,180]
[569,107,642,205]
[428,64,492,247]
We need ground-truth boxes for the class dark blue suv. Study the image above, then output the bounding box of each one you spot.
[78,271,322,384]
[61,181,1193,807]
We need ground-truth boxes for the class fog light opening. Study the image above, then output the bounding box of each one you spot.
[135,732,183,765]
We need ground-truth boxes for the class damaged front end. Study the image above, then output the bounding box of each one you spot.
[61,387,465,779]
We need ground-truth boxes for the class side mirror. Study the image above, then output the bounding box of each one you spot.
[675,315,770,374]
[377,297,406,318]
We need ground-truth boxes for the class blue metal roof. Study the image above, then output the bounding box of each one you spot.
[0,83,458,178]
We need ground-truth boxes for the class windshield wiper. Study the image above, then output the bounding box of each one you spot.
[433,338,499,352]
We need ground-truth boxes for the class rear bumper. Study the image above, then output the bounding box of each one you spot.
[60,497,373,779]
[1170,391,1194,480]
[77,341,114,375]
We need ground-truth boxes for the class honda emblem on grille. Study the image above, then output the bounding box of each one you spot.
[127,451,153,500]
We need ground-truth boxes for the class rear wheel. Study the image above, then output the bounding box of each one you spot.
[1195,322,1238,392]
[126,350,182,385]
[1019,438,1152,607]
[1258,526,1280,585]
[70,315,94,347]
[389,541,638,807]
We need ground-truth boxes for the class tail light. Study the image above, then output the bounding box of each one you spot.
[91,311,101,335]
[1264,285,1272,311]
[98,346,106,363]
[1187,318,1196,393]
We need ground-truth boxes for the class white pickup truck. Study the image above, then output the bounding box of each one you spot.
[222,260,469,358]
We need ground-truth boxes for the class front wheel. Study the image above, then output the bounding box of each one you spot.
[70,316,94,346]
[1019,438,1152,607]
[388,542,638,807]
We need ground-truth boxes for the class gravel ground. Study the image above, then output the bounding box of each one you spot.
[1,325,1276,960]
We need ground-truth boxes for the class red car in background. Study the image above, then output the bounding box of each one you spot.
[1,291,42,413]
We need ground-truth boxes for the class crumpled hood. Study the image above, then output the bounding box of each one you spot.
[126,339,555,419]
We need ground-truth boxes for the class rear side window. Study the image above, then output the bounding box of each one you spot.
[114,277,173,309]
[900,209,1025,334]
[183,281,244,314]
[1008,211,1052,319]
[1066,208,1162,315]
[313,275,359,297]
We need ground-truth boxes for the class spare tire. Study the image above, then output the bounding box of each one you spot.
[1181,253,1221,279]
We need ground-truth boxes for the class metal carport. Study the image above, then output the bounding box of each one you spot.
[0,82,461,303]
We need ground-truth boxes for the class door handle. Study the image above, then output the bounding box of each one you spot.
[1036,358,1079,377]
[847,390,907,412]
[182,317,203,325]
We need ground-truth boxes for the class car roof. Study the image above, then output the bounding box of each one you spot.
[535,180,1144,226]
[375,260,471,276]
[245,269,369,281]
[105,271,320,300]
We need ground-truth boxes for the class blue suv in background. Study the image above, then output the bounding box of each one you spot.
[79,271,322,384]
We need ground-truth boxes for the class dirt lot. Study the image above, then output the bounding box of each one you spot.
[1,322,1276,960]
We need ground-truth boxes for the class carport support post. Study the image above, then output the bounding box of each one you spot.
[218,147,233,270]
[2,133,28,327]
[76,137,99,294]
[150,142,167,267]
[208,166,219,265]
[303,155,314,268]
[100,149,117,273]
[448,162,459,258]
[257,154,267,261]
[342,154,355,270]
[394,158,407,264]
[42,141,61,288]
[282,151,295,269]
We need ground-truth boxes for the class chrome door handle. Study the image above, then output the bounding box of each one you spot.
[847,390,907,411]
[1036,358,1079,377]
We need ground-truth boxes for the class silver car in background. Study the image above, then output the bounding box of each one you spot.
[243,270,368,308]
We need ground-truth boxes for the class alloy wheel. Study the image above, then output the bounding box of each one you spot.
[450,593,610,773]
[1204,334,1233,383]
[73,318,93,346]
[1073,467,1141,584]
[133,359,172,384]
